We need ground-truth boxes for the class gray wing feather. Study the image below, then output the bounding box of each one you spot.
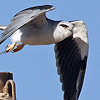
[54,21,88,100]
[0,5,55,44]
[55,36,87,100]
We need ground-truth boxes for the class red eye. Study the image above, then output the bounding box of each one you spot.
[60,24,68,28]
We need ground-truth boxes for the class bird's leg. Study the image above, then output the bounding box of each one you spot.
[12,43,25,53]
[5,43,16,53]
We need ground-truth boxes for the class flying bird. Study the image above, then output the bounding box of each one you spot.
[0,5,89,100]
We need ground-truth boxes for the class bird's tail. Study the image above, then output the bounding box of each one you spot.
[0,25,7,31]
[0,25,8,55]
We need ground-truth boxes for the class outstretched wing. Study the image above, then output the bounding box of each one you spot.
[54,21,89,100]
[0,5,55,44]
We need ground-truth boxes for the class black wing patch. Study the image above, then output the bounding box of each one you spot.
[54,36,87,100]
[0,5,55,44]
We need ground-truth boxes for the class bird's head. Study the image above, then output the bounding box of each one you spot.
[53,21,73,42]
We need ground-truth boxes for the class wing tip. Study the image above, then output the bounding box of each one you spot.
[43,5,55,9]
[25,5,55,12]
[42,5,55,12]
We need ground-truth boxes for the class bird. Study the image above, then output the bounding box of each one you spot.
[0,5,89,100]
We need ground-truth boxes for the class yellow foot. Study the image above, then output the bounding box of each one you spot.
[12,44,25,53]
[6,43,16,53]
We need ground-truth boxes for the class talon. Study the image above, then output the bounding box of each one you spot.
[5,43,16,53]
[12,44,25,53]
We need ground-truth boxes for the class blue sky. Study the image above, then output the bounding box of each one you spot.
[0,0,100,100]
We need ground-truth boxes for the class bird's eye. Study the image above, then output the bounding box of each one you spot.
[60,24,68,28]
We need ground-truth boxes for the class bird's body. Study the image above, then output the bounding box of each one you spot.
[11,19,55,45]
[0,5,89,100]
[11,19,73,46]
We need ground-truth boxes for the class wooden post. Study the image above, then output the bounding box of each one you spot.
[0,72,13,96]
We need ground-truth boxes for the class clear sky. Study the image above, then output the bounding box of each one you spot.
[0,0,100,100]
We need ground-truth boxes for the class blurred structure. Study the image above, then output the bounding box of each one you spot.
[0,72,16,100]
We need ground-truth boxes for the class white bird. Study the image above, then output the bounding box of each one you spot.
[0,5,89,100]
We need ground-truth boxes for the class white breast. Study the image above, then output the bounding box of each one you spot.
[11,29,22,43]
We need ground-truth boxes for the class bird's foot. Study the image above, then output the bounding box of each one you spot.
[12,43,25,53]
[5,43,16,53]
[0,43,25,55]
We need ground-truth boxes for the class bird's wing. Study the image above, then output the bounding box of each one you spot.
[54,20,89,100]
[0,5,55,44]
